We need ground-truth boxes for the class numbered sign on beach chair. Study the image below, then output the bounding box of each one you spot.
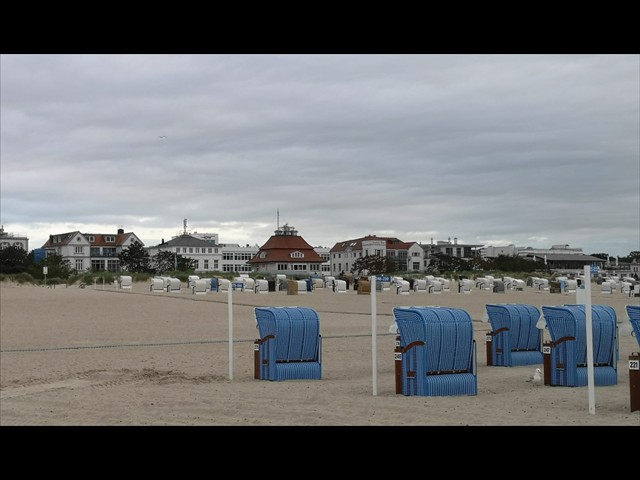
[254,307,322,381]
[485,304,543,367]
[541,304,618,387]
[393,306,477,397]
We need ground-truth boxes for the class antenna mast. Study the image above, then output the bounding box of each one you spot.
[183,218,188,235]
[277,209,280,230]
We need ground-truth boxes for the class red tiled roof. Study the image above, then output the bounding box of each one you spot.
[248,234,324,264]
[330,235,407,253]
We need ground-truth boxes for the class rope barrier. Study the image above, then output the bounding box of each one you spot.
[0,332,396,353]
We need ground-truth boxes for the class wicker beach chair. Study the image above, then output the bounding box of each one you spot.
[541,304,618,387]
[485,304,543,367]
[627,304,640,347]
[254,306,322,381]
[393,306,477,396]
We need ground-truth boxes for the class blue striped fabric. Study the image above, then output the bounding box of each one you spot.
[627,305,640,347]
[255,307,322,381]
[541,304,617,387]
[485,304,543,367]
[393,306,477,396]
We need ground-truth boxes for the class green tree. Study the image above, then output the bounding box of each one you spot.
[35,252,74,280]
[351,254,389,276]
[151,251,196,274]
[118,241,151,273]
[0,245,30,274]
[486,254,543,273]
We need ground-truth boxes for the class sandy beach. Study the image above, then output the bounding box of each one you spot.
[1,280,639,426]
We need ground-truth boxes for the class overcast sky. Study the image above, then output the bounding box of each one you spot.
[1,54,638,257]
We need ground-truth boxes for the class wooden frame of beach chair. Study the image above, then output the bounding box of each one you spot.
[626,305,640,412]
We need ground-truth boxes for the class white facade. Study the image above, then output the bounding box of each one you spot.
[147,234,259,274]
[480,245,518,258]
[45,231,91,272]
[0,225,29,250]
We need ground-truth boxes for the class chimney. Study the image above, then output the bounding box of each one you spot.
[161,238,165,244]
[117,228,124,235]
[454,237,458,245]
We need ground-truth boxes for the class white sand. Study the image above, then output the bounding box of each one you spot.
[1,281,638,426]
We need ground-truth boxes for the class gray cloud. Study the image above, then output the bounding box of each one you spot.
[1,54,638,256]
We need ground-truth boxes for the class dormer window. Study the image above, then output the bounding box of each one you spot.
[260,252,267,258]
[88,236,95,242]
[290,251,304,259]
[105,236,115,242]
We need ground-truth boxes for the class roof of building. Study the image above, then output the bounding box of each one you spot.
[152,235,214,248]
[84,232,141,247]
[248,232,324,264]
[42,231,84,248]
[330,235,412,253]
[527,253,605,262]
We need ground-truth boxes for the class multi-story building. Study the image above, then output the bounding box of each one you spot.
[0,225,29,250]
[329,235,423,276]
[146,232,259,274]
[247,224,325,276]
[41,227,143,272]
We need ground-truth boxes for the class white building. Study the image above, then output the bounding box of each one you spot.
[146,232,259,274]
[42,227,143,272]
[0,225,29,251]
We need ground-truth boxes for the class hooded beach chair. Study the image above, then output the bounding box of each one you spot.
[541,304,618,387]
[254,306,322,381]
[485,304,543,367]
[393,306,477,396]
[627,304,640,347]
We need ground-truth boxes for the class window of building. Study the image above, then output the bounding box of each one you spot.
[75,259,83,271]
[204,260,209,269]
[189,248,193,253]
[260,252,267,258]
[412,262,420,270]
[91,260,104,271]
[214,260,219,269]
[223,253,234,260]
[194,260,199,269]
[75,246,84,254]
[107,260,119,272]
[87,236,95,242]
[208,248,212,253]
[290,251,304,259]
[105,236,115,242]
[183,248,187,253]
[195,248,200,254]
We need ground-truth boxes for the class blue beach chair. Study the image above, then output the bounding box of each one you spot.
[254,306,322,381]
[627,304,640,347]
[393,306,477,396]
[541,304,618,387]
[485,304,543,367]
